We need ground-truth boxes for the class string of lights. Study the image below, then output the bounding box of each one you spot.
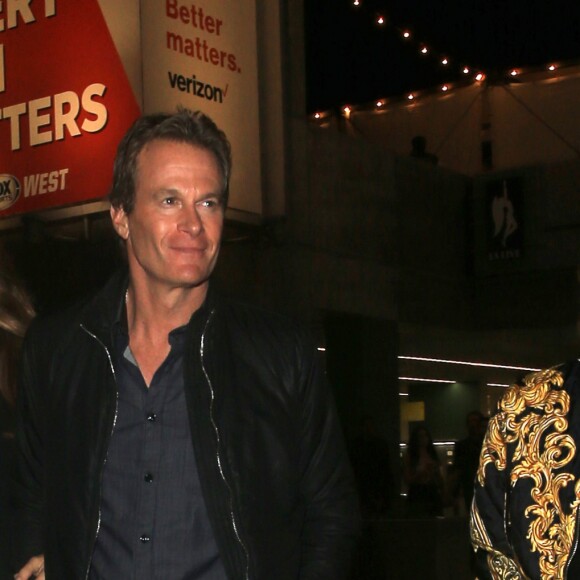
[309,1,571,122]
[349,0,477,81]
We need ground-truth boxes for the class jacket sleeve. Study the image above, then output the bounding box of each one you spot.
[296,336,361,579]
[470,406,525,579]
[12,324,46,570]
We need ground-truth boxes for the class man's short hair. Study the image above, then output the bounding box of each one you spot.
[109,108,232,214]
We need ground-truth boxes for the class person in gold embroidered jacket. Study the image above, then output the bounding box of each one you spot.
[470,364,580,579]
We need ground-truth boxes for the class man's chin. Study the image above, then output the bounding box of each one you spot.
[170,276,210,289]
[169,270,212,290]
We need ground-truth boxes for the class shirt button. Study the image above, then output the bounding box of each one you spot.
[140,534,150,543]
[144,472,154,483]
[146,412,157,422]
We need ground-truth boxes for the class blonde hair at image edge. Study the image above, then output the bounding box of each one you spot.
[0,265,35,407]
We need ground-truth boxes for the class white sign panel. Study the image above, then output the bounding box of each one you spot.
[141,0,262,216]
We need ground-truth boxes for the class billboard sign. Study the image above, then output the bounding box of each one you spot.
[141,0,262,215]
[0,0,141,218]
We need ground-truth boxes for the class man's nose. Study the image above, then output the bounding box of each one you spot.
[178,205,203,235]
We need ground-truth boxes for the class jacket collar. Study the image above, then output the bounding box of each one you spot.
[79,267,129,341]
[79,267,218,341]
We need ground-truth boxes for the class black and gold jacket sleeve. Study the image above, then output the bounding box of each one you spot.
[470,363,580,580]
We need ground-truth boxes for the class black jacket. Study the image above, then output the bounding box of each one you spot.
[470,362,580,579]
[13,271,360,579]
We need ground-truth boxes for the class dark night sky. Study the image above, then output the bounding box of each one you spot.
[305,0,580,113]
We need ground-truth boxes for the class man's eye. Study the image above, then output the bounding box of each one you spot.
[162,197,177,206]
[200,199,219,208]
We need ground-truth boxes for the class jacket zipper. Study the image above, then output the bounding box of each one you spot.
[200,310,250,580]
[80,325,119,580]
[565,505,580,579]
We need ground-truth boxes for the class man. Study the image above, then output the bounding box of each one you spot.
[349,415,392,517]
[14,109,359,579]
[470,364,580,579]
[452,410,484,513]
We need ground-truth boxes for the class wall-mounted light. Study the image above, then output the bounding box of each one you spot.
[398,355,539,372]
[399,377,456,384]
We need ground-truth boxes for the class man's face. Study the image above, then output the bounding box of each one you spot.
[111,139,225,292]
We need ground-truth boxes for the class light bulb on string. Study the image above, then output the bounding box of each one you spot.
[307,7,540,115]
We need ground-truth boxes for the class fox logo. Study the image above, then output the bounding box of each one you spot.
[0,174,20,210]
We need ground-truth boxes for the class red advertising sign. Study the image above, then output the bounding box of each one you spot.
[0,0,141,218]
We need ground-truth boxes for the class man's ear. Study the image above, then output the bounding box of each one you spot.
[110,205,129,240]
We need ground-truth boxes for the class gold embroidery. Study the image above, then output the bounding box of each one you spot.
[487,552,527,580]
[470,499,491,548]
[476,368,580,579]
[471,500,526,579]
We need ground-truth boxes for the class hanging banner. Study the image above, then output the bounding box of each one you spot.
[0,0,267,220]
[0,0,142,218]
[486,177,524,260]
[140,0,262,215]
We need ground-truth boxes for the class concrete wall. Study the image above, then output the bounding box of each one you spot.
[395,157,472,328]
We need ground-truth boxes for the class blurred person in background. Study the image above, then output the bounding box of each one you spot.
[403,425,444,518]
[350,415,392,517]
[0,250,34,579]
[452,410,485,514]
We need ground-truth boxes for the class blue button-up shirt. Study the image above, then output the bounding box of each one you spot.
[89,314,227,579]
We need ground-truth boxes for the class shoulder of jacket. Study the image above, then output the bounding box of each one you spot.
[495,362,578,418]
[214,298,319,374]
[26,298,87,341]
[518,360,577,389]
[24,270,125,358]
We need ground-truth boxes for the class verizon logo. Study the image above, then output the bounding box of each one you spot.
[167,71,227,104]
